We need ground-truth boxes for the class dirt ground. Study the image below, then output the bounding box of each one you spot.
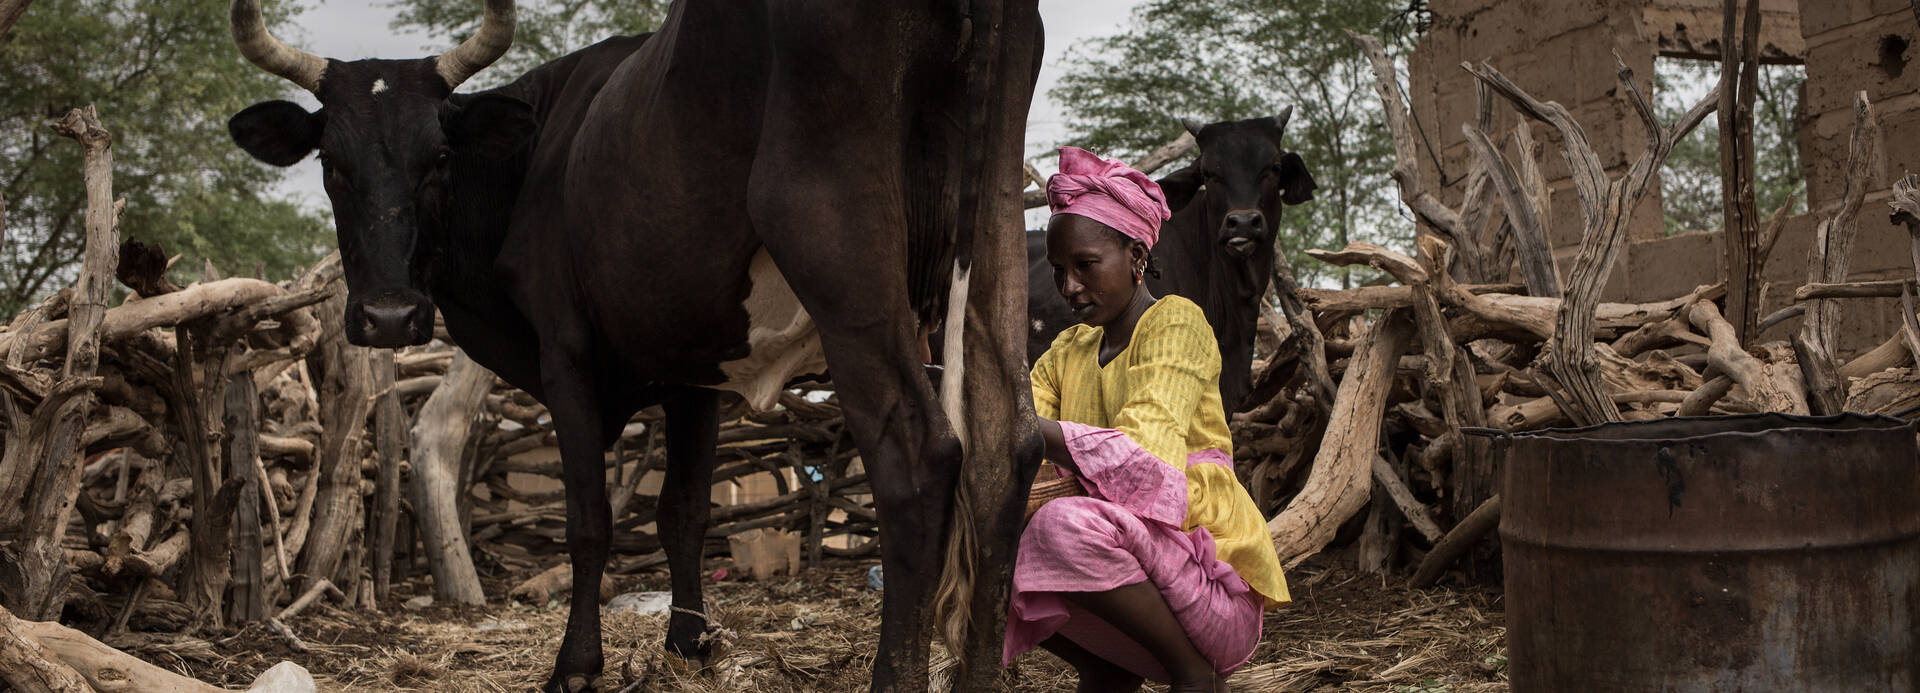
[161,554,1505,692]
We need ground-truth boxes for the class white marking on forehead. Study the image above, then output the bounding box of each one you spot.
[370,78,389,95]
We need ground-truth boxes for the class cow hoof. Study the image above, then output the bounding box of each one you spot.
[541,673,595,693]
[664,633,714,663]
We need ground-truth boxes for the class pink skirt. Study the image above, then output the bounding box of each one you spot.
[1002,422,1263,681]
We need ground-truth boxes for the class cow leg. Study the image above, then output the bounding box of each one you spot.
[657,386,721,659]
[541,353,612,693]
[747,202,960,693]
[824,335,959,693]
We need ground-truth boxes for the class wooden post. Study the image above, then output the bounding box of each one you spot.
[369,349,405,604]
[409,350,491,604]
[1356,478,1403,576]
[1720,0,1764,345]
[224,368,266,623]
[172,322,232,626]
[786,448,826,570]
[297,289,373,598]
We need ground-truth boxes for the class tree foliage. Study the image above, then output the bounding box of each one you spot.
[1657,58,1804,235]
[1051,0,1422,288]
[0,0,329,314]
[388,0,669,88]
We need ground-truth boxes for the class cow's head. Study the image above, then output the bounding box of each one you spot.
[224,0,535,348]
[1157,109,1317,259]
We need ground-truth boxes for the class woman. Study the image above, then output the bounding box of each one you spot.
[1004,146,1289,693]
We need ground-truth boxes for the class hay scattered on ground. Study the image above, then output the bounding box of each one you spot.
[176,554,1504,692]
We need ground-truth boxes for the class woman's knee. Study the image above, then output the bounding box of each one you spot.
[1024,497,1133,548]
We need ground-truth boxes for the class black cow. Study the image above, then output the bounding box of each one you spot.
[225,0,1042,691]
[1025,112,1316,413]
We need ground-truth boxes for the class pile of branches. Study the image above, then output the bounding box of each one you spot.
[1229,27,1920,585]
[0,241,879,619]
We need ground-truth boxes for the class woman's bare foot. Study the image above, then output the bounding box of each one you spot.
[1167,676,1216,693]
[1038,635,1144,693]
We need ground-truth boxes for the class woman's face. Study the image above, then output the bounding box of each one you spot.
[1046,213,1147,328]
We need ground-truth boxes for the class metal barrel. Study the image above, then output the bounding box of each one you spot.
[1491,413,1920,692]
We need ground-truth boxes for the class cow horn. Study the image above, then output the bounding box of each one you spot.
[229,0,327,92]
[434,0,516,89]
[1181,118,1205,136]
[1271,105,1294,132]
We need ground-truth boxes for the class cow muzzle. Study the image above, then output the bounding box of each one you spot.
[1221,210,1265,257]
[345,291,434,348]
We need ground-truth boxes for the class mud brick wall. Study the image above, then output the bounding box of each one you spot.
[1409,0,1915,356]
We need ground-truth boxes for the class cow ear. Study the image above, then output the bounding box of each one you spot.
[1277,151,1317,205]
[228,101,324,167]
[446,94,536,159]
[1157,165,1203,212]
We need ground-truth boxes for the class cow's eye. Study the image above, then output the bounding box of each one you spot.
[435,149,452,167]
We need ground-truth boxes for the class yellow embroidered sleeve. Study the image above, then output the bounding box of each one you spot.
[1030,342,1061,421]
[1111,302,1218,472]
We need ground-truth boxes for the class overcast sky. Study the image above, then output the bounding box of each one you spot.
[273,0,1142,222]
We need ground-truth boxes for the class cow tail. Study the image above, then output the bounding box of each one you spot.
[932,259,975,663]
[934,480,976,662]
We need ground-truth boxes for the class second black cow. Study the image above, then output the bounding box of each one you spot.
[1026,112,1317,413]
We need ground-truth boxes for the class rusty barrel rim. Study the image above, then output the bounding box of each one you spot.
[1469,411,1914,443]
[1497,412,1920,554]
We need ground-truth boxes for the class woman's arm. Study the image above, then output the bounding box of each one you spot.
[1036,416,1076,475]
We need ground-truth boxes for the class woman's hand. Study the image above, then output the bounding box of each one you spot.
[1037,416,1079,476]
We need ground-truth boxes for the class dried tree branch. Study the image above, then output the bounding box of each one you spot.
[1464,121,1559,297]
[1799,92,1881,413]
[1893,174,1920,370]
[1268,310,1414,567]
[410,350,492,603]
[0,604,93,693]
[1689,300,1808,414]
[2,107,118,621]
[1410,495,1500,589]
[1466,56,1719,425]
[0,0,31,41]
[1370,455,1442,543]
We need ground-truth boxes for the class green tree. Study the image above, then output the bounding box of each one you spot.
[1051,0,1419,288]
[1657,58,1805,235]
[387,0,669,88]
[0,0,330,314]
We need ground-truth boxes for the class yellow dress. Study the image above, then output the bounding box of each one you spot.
[1030,295,1290,607]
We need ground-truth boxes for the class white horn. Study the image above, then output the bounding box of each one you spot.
[230,0,327,92]
[434,0,516,89]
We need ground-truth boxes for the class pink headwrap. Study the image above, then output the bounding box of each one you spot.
[1046,146,1172,249]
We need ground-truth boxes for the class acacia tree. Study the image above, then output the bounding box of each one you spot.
[388,0,668,88]
[0,0,329,313]
[1052,0,1419,288]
